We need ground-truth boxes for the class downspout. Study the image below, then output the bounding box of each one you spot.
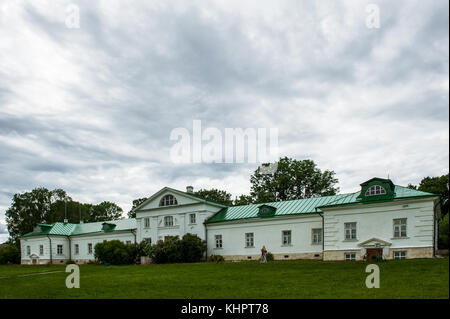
[316,208,325,260]
[204,221,208,261]
[47,235,52,264]
[432,199,440,257]
[131,229,137,244]
[67,236,72,261]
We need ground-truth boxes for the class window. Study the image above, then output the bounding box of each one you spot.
[215,235,222,248]
[57,245,63,255]
[75,244,79,255]
[164,216,174,227]
[312,228,322,245]
[344,222,357,240]
[344,252,356,261]
[282,230,291,245]
[144,238,152,244]
[189,213,196,224]
[88,243,93,254]
[245,233,254,247]
[393,251,407,259]
[39,245,44,255]
[144,217,150,228]
[159,194,178,207]
[365,185,386,196]
[26,246,30,256]
[393,218,407,238]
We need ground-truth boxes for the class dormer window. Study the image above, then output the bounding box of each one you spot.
[365,185,386,196]
[159,194,178,207]
[257,205,276,217]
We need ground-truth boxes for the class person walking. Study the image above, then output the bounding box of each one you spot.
[261,245,268,263]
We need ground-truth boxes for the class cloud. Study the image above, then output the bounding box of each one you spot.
[0,0,448,224]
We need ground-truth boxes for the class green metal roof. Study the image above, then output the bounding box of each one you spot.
[205,185,437,224]
[21,219,136,238]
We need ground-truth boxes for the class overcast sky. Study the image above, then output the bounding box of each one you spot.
[0,0,448,242]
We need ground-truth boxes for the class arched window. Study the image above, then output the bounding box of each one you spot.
[365,185,386,196]
[159,194,178,207]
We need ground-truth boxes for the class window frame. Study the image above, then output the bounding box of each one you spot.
[144,238,152,244]
[164,216,174,227]
[365,185,387,196]
[159,194,178,207]
[312,228,323,245]
[57,244,63,255]
[144,217,150,228]
[215,234,223,248]
[282,230,292,246]
[189,213,196,224]
[26,245,31,256]
[393,251,407,259]
[393,218,407,238]
[88,243,93,254]
[39,245,44,256]
[344,222,357,240]
[245,232,254,248]
[74,244,79,255]
[344,252,356,261]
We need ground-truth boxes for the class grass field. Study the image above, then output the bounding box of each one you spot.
[0,257,448,299]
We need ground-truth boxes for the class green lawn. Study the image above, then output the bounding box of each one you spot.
[0,257,448,299]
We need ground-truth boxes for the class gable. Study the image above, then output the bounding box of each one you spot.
[134,187,224,211]
[357,177,395,202]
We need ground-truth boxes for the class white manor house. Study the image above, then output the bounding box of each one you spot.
[20,178,441,264]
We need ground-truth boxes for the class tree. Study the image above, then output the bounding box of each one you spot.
[0,244,20,264]
[89,201,123,222]
[233,194,254,206]
[127,197,148,218]
[5,188,68,243]
[438,213,449,249]
[417,174,449,216]
[250,157,339,203]
[194,189,233,206]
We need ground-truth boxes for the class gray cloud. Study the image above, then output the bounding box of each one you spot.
[0,0,448,223]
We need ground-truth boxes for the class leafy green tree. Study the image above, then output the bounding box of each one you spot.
[418,174,449,216]
[250,157,339,203]
[180,233,206,262]
[194,189,233,206]
[5,188,68,243]
[127,197,148,218]
[0,244,20,264]
[233,194,254,206]
[89,201,123,222]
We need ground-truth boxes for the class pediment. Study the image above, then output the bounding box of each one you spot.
[358,237,391,247]
[134,187,226,212]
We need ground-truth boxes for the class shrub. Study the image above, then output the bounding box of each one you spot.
[94,240,134,265]
[439,214,449,249]
[180,233,206,263]
[0,244,20,264]
[208,254,224,263]
[147,234,206,264]
[266,252,274,262]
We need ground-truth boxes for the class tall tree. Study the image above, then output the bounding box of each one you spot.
[408,174,449,216]
[5,188,68,243]
[233,194,254,206]
[194,189,233,206]
[127,197,148,218]
[250,157,339,203]
[89,201,124,222]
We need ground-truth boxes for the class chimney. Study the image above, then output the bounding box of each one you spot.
[63,218,69,224]
[186,186,194,193]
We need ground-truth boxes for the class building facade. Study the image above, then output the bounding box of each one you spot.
[20,178,440,264]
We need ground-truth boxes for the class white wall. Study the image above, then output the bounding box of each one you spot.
[21,236,70,264]
[206,215,323,258]
[322,198,436,253]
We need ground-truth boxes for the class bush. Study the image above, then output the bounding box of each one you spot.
[208,254,224,263]
[94,240,134,265]
[439,214,449,249]
[147,234,206,264]
[266,252,274,262]
[0,244,20,264]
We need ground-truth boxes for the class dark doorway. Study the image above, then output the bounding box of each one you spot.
[366,248,383,262]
